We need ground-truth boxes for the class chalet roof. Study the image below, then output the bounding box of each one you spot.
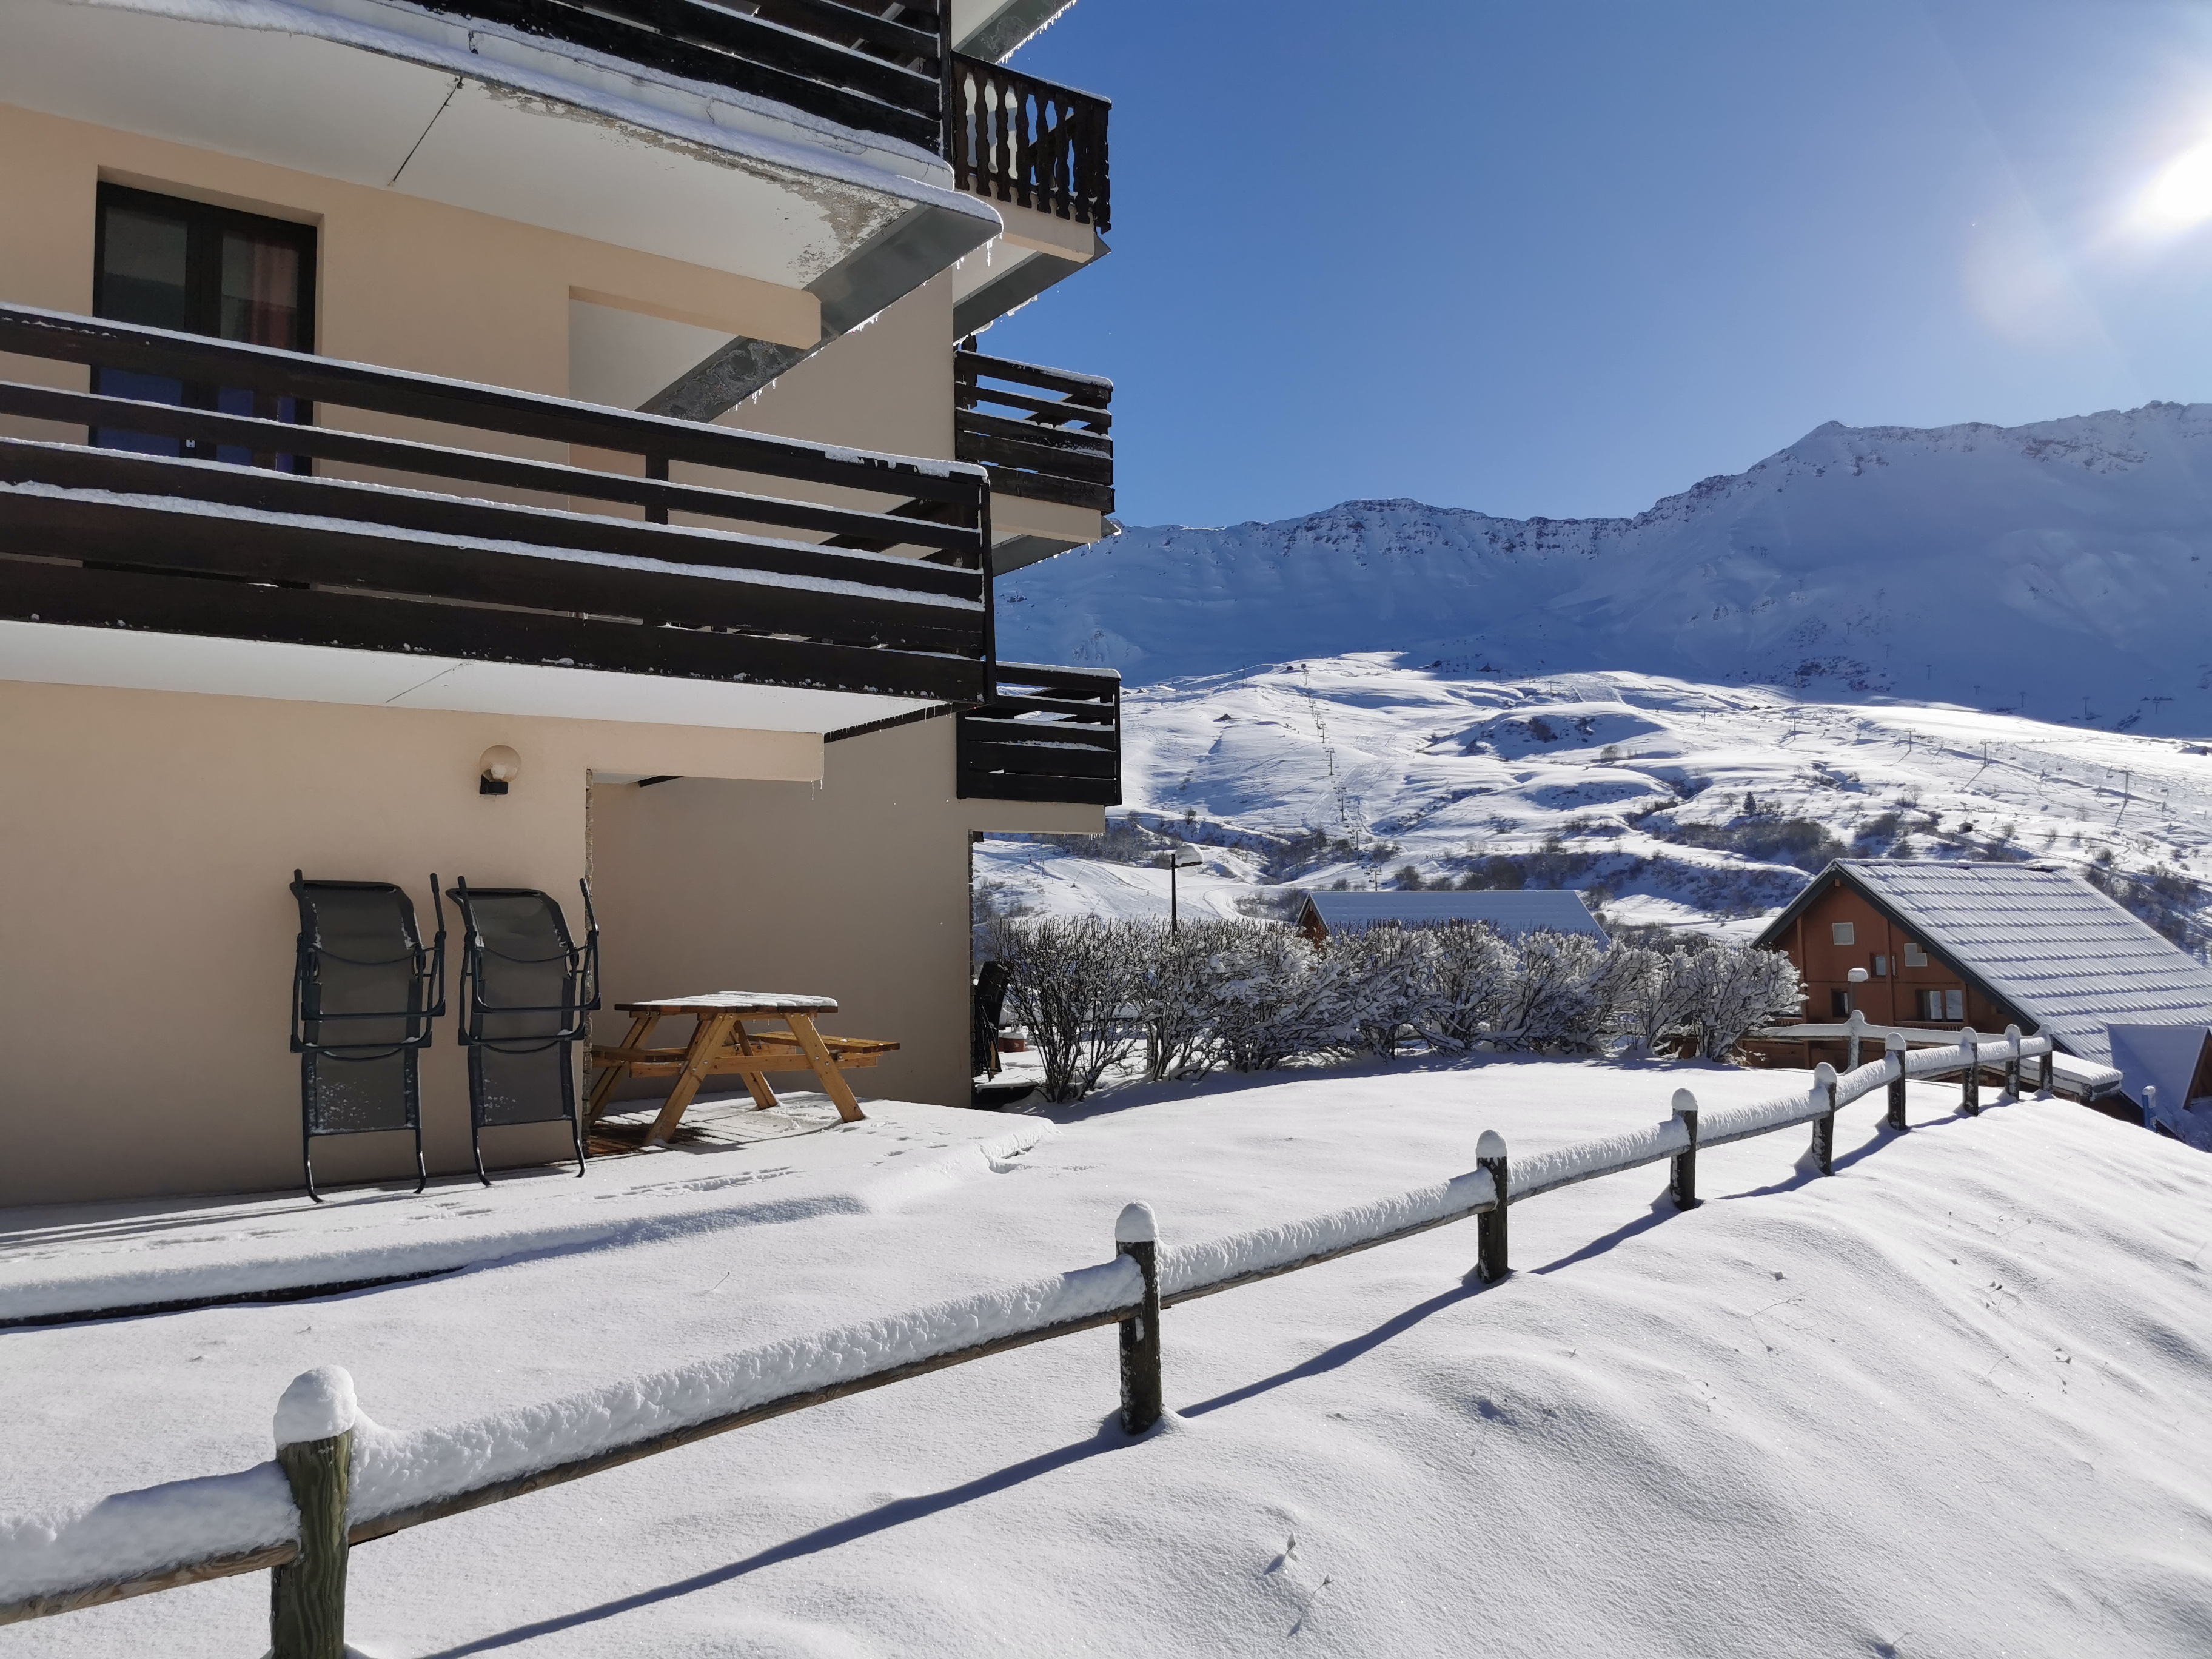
[1759,860,2212,1065]
[1296,889,1609,944]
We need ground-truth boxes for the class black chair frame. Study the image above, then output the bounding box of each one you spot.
[447,877,600,1184]
[289,872,446,1202]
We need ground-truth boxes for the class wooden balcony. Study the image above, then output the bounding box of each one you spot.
[957,662,1121,805]
[0,304,991,712]
[411,0,952,152]
[948,53,1112,230]
[954,347,1113,514]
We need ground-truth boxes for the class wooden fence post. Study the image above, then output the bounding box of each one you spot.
[1958,1027,1980,1116]
[2003,1024,2022,1099]
[1668,1088,1700,1210]
[270,1367,354,1659]
[1846,1008,1866,1071]
[1475,1130,1509,1284]
[1811,1062,1837,1176]
[1885,1032,1908,1131]
[1115,1202,1162,1435]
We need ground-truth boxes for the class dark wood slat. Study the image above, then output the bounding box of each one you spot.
[959,740,1118,779]
[956,429,1113,485]
[0,559,988,702]
[954,384,1112,432]
[955,769,1119,805]
[0,307,985,508]
[971,464,1113,511]
[0,381,983,560]
[407,0,939,146]
[955,407,1111,457]
[955,350,1113,402]
[977,694,1114,720]
[947,55,1111,230]
[699,0,940,61]
[0,440,981,602]
[0,492,984,656]
[960,716,1118,750]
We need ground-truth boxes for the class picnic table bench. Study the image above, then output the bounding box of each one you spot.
[586,994,896,1144]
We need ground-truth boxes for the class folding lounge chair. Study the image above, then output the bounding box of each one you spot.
[446,878,600,1184]
[972,960,1013,1080]
[289,873,446,1202]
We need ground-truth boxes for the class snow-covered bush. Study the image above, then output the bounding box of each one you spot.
[1615,945,1704,1053]
[985,917,1140,1102]
[1128,921,1224,1081]
[1414,922,1520,1051]
[1196,920,1341,1071]
[1679,945,1803,1060]
[1326,924,1445,1059]
[1490,930,1639,1052]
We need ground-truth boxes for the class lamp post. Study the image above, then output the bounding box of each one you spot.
[1161,840,1203,933]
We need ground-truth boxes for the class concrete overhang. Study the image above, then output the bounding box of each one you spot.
[0,0,1002,318]
[952,196,1108,339]
[951,0,1079,63]
[0,619,943,736]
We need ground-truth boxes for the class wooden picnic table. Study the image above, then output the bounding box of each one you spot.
[586,993,897,1144]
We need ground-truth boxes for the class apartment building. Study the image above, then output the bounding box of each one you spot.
[0,0,1123,1204]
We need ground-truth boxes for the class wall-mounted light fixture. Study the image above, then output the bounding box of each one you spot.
[479,745,521,796]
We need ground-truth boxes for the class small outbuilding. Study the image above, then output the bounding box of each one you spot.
[1754,859,2212,1131]
[1294,889,1609,947]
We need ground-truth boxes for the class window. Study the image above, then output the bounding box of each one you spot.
[1903,942,1928,967]
[93,183,315,470]
[1872,954,1889,977]
[1918,989,1943,1020]
[1948,988,1964,1022]
[1831,921,1855,946]
[1919,988,1965,1021]
[1831,989,1852,1018]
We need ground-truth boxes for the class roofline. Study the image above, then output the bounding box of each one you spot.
[1754,860,2044,1042]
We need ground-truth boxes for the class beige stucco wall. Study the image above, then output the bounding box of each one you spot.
[0,679,820,1207]
[591,714,1102,1114]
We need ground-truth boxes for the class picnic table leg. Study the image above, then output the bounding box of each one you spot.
[786,1013,866,1123]
[586,1012,659,1125]
[732,1024,783,1113]
[647,1012,738,1145]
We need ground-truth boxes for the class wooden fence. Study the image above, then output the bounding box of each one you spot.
[0,1027,2065,1652]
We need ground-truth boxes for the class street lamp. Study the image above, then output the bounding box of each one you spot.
[1159,840,1204,933]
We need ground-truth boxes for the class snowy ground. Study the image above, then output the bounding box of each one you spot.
[977,656,2212,940]
[5,1060,2210,1657]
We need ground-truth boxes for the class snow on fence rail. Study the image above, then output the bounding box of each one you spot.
[0,1027,2066,1651]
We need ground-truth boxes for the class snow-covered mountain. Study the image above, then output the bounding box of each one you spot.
[976,657,2212,943]
[997,404,2212,735]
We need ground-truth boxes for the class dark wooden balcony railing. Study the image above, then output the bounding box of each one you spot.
[947,53,1111,230]
[957,662,1121,805]
[954,346,1112,514]
[411,0,948,152]
[0,304,991,702]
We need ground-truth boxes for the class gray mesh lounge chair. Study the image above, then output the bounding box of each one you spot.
[289,873,446,1202]
[446,879,599,1184]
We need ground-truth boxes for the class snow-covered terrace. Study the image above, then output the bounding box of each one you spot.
[4,1056,2208,1655]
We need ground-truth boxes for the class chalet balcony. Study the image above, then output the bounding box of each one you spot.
[956,346,1113,520]
[947,53,1113,231]
[957,662,1121,806]
[0,304,993,731]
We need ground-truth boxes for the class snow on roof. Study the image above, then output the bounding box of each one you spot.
[1802,862,2212,1065]
[1298,889,1608,943]
[2105,1023,2212,1148]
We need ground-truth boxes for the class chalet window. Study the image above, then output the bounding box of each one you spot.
[1831,989,1852,1018]
[1917,989,1942,1020]
[1872,954,1889,977]
[1948,988,1964,1021]
[1903,942,1928,967]
[1919,988,1964,1021]
[1831,922,1855,945]
[93,183,315,470]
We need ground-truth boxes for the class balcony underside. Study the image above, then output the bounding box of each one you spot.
[0,0,997,347]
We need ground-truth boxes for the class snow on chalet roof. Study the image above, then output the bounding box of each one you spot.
[1298,890,1609,943]
[1793,861,2212,1066]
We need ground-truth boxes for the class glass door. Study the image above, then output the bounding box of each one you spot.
[93,184,317,471]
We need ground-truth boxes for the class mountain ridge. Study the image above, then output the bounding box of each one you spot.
[997,401,2212,734]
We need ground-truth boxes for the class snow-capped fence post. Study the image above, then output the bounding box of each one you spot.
[1667,1088,1700,1210]
[270,1367,355,1659]
[1811,1063,1838,1177]
[1959,1028,1980,1116]
[1475,1130,1509,1283]
[2003,1025,2023,1100]
[1115,1202,1163,1434]
[1846,1008,1866,1071]
[1885,1033,1909,1131]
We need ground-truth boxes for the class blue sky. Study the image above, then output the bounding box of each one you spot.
[986,1,2212,528]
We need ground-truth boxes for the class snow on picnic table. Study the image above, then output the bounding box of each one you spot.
[3,1059,2210,1657]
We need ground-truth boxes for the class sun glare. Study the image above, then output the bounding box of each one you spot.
[2145,139,2212,228]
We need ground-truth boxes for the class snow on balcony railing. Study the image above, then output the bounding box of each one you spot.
[0,1033,2076,1640]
